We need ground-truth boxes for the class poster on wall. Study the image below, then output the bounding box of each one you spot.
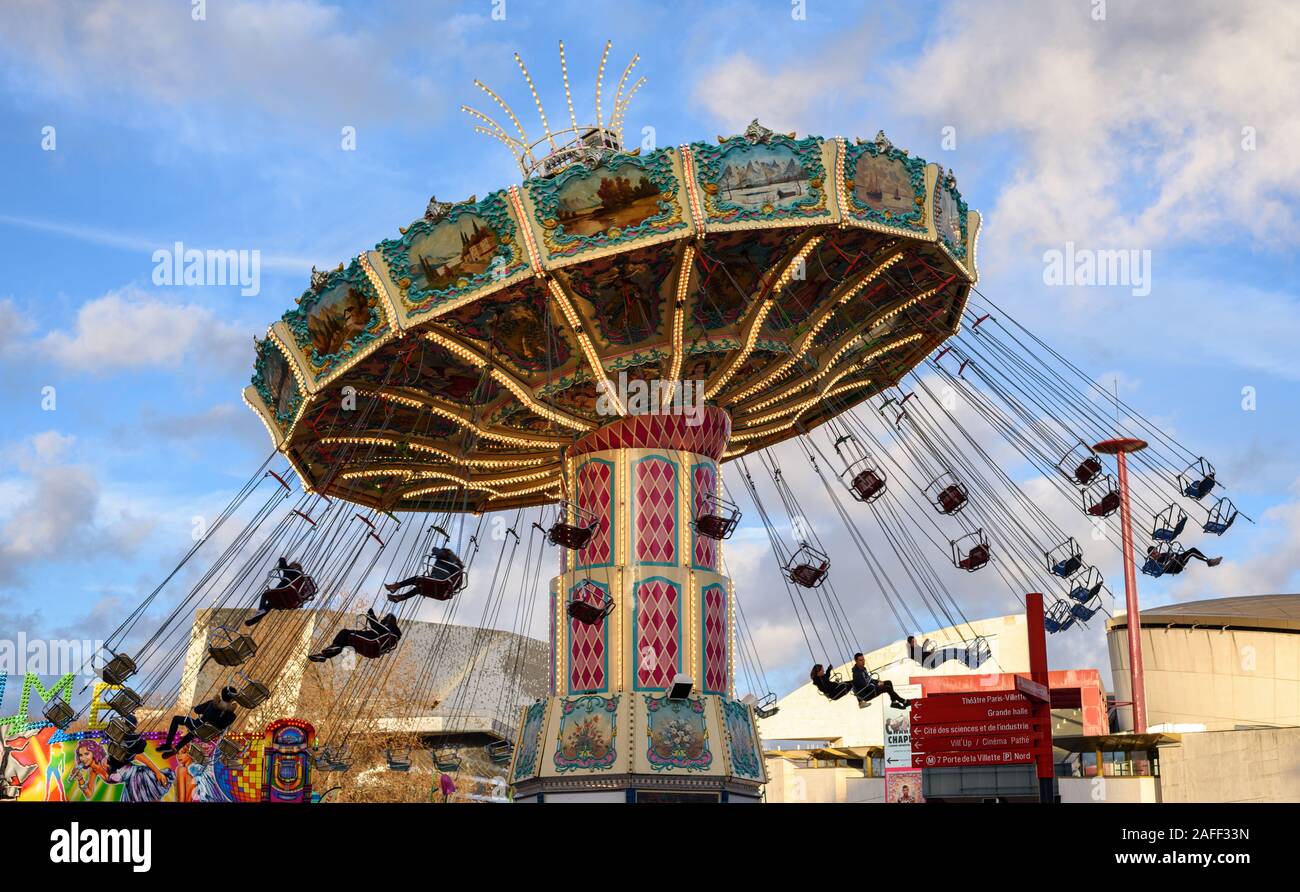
[883,683,922,804]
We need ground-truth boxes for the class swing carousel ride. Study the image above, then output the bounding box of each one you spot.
[41,43,1247,803]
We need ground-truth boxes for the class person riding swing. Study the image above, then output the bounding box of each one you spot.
[1143,545,1221,576]
[308,609,402,662]
[851,653,911,709]
[158,686,240,758]
[245,556,315,626]
[384,546,465,602]
[809,663,854,701]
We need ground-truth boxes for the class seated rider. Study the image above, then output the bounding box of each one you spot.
[308,609,402,662]
[158,687,239,758]
[384,547,463,602]
[106,714,149,773]
[245,557,307,626]
[851,653,911,708]
[809,663,853,701]
[1144,545,1222,576]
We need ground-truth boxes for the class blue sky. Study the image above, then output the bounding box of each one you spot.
[2,0,1298,705]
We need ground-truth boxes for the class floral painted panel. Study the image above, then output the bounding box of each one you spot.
[645,696,713,772]
[554,695,619,773]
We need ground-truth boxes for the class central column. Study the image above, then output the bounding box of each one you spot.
[508,408,767,802]
[554,407,734,699]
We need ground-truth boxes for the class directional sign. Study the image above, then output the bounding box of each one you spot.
[1015,674,1049,704]
[918,749,1036,768]
[911,718,1043,738]
[912,731,1041,754]
[911,698,1033,724]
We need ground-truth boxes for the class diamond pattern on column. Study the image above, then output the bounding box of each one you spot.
[576,459,613,567]
[569,583,607,692]
[692,462,718,570]
[635,457,676,564]
[636,578,681,689]
[702,584,727,693]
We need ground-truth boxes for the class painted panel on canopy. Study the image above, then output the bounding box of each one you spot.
[842,137,929,235]
[251,335,305,435]
[490,401,567,436]
[374,191,530,325]
[760,226,885,339]
[553,244,674,348]
[824,251,939,336]
[434,277,575,378]
[933,169,969,262]
[540,377,603,423]
[278,258,392,389]
[678,344,735,388]
[522,146,689,266]
[690,132,835,230]
[339,340,502,407]
[688,227,806,338]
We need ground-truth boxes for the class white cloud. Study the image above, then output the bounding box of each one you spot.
[39,285,249,374]
[0,432,154,585]
[0,297,36,355]
[894,0,1300,252]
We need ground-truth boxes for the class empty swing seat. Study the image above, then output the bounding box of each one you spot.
[101,652,138,686]
[567,586,615,626]
[1086,490,1121,517]
[695,493,742,540]
[754,692,780,719]
[208,632,258,667]
[848,467,886,502]
[957,544,990,572]
[1183,475,1216,500]
[487,741,514,764]
[1070,600,1101,622]
[1069,577,1104,603]
[1051,554,1083,578]
[232,680,270,709]
[1152,506,1188,542]
[316,748,350,772]
[105,715,137,745]
[43,698,76,730]
[105,686,143,717]
[1202,497,1238,535]
[1073,457,1103,486]
[434,752,461,773]
[935,483,968,514]
[386,749,412,772]
[548,521,596,550]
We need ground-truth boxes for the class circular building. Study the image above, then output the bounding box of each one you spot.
[1106,594,1300,732]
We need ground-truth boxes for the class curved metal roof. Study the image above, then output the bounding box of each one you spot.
[1107,594,1300,634]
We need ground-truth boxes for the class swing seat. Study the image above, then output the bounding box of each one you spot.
[43,698,75,730]
[1140,557,1166,578]
[1086,490,1120,517]
[935,483,968,515]
[1153,515,1187,542]
[694,493,742,540]
[105,715,137,745]
[192,721,225,743]
[434,752,461,773]
[101,652,138,687]
[1203,518,1233,535]
[263,574,317,610]
[956,544,990,572]
[1202,497,1238,536]
[232,680,270,709]
[754,692,780,719]
[547,521,596,551]
[410,572,465,601]
[386,749,413,772]
[107,741,139,765]
[217,738,247,763]
[789,562,829,588]
[487,740,514,764]
[1183,476,1216,500]
[351,632,399,660]
[207,633,258,667]
[848,468,886,502]
[1073,457,1103,486]
[567,592,615,626]
[106,686,143,717]
[1070,602,1100,622]
[1069,581,1103,603]
[316,748,350,771]
[1051,555,1084,579]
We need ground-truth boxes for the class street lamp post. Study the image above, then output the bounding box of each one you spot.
[1093,437,1149,734]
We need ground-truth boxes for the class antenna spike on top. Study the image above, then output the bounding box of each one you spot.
[595,40,612,130]
[558,40,579,134]
[514,52,557,153]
